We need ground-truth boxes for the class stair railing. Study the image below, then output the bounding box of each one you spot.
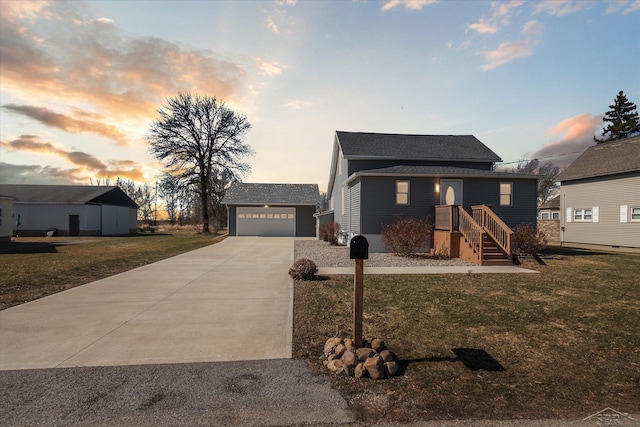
[471,205,513,258]
[434,205,458,231]
[458,207,482,259]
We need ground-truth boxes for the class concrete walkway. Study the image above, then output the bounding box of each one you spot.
[0,237,294,370]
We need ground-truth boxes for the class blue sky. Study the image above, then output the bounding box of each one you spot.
[1,0,639,192]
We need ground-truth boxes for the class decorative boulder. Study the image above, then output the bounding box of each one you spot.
[326,359,344,373]
[385,361,398,377]
[356,347,374,362]
[371,338,386,352]
[354,362,367,379]
[379,349,395,363]
[344,338,356,352]
[324,337,342,357]
[364,355,385,380]
[341,350,357,368]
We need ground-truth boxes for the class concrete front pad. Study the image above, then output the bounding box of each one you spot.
[0,237,294,370]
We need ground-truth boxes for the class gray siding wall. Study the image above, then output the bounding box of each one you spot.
[348,160,493,175]
[296,206,317,237]
[360,176,439,234]
[463,178,538,228]
[349,179,361,235]
[331,150,350,231]
[227,205,237,235]
[561,173,640,248]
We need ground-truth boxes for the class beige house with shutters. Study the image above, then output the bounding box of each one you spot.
[557,136,640,251]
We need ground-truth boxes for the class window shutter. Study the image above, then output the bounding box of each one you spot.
[620,205,628,223]
[566,208,572,223]
[592,206,599,223]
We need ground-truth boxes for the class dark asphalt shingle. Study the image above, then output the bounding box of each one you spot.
[351,165,537,179]
[336,131,503,162]
[0,184,139,208]
[556,136,640,182]
[223,183,319,205]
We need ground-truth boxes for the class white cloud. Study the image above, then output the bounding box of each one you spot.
[623,0,640,14]
[468,20,498,34]
[534,0,592,16]
[94,17,114,25]
[381,0,438,12]
[266,16,279,33]
[283,100,312,110]
[480,40,535,71]
[522,19,543,35]
[253,58,284,76]
[467,0,525,34]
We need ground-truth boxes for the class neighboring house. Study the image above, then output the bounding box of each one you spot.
[0,195,16,242]
[557,136,640,251]
[0,184,139,236]
[320,131,538,264]
[537,195,560,244]
[223,183,319,237]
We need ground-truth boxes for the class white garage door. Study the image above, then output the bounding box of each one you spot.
[237,207,295,236]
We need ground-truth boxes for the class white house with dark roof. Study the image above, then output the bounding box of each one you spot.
[222,183,319,237]
[557,135,640,251]
[0,194,16,241]
[321,131,539,263]
[0,184,139,236]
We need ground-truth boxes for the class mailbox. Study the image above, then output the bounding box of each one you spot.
[350,235,369,260]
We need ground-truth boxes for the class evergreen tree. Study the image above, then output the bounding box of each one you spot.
[594,90,640,143]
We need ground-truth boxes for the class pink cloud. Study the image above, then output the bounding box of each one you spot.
[531,114,603,167]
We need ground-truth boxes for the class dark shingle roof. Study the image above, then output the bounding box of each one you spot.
[350,165,537,180]
[223,183,319,205]
[336,131,502,162]
[556,136,640,182]
[539,195,560,209]
[0,184,139,208]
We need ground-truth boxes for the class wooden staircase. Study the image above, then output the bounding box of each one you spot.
[481,234,511,266]
[434,204,513,266]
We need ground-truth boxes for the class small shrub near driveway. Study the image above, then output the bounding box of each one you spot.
[512,223,547,255]
[288,258,318,280]
[382,216,432,257]
[319,222,341,245]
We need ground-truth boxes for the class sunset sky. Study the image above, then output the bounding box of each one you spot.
[1,0,639,192]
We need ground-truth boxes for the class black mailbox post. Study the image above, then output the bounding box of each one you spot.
[350,235,369,259]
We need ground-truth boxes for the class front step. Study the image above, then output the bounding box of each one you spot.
[481,236,512,265]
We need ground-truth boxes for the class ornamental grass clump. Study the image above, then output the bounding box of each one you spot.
[288,258,318,280]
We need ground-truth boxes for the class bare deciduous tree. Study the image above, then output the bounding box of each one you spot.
[147,93,252,233]
[511,159,561,205]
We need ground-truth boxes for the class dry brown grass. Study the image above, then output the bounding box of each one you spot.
[293,248,640,422]
[0,232,225,310]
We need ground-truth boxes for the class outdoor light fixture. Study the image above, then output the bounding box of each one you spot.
[264,205,269,208]
[435,183,440,193]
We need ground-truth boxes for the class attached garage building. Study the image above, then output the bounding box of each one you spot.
[223,183,319,237]
[0,184,139,236]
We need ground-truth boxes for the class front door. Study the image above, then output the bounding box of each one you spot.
[69,215,80,236]
[440,180,463,206]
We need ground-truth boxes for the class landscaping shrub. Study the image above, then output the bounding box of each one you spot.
[288,258,318,280]
[319,221,341,246]
[382,216,432,257]
[512,223,548,255]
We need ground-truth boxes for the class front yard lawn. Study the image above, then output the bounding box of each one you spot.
[293,248,640,422]
[0,233,224,310]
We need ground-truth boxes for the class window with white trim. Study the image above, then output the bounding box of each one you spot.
[573,208,592,222]
[631,207,640,221]
[552,212,560,220]
[499,182,512,206]
[396,180,409,205]
[540,211,550,220]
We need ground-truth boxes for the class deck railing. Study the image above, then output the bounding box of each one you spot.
[434,205,458,231]
[471,205,513,257]
[458,207,482,258]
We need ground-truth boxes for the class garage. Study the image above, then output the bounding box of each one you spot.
[237,207,295,236]
[223,183,319,237]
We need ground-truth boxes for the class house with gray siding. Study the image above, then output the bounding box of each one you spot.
[223,183,318,237]
[557,136,640,251]
[0,184,139,236]
[321,131,538,263]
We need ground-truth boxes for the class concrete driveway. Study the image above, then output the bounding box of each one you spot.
[0,237,295,370]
